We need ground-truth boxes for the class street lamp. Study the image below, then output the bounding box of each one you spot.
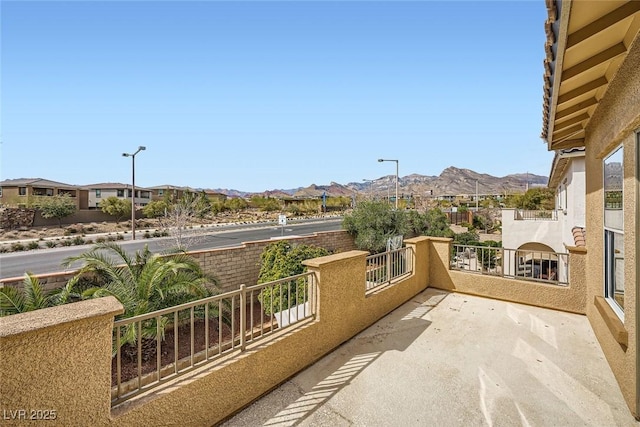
[378,159,399,209]
[475,179,479,211]
[362,179,374,199]
[122,146,146,240]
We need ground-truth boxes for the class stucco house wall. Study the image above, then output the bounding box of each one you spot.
[583,33,640,417]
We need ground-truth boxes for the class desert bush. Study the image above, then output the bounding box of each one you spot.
[10,242,26,252]
[45,240,57,248]
[27,241,40,250]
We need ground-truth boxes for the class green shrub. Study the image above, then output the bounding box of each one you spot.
[342,200,408,253]
[60,239,73,247]
[10,242,26,252]
[27,241,40,250]
[72,236,85,245]
[257,241,329,316]
[95,237,106,243]
[45,240,57,248]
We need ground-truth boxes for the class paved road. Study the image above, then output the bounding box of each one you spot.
[0,218,343,279]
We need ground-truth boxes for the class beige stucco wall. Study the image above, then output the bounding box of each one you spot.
[582,32,640,417]
[428,238,587,315]
[0,237,429,427]
[0,297,123,426]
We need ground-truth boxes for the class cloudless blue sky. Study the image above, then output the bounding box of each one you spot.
[1,0,553,192]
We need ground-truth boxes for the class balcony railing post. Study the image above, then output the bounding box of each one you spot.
[386,252,391,284]
[240,284,246,351]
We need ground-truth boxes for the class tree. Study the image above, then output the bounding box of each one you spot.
[35,194,77,227]
[225,197,248,212]
[100,196,131,223]
[143,199,170,218]
[62,243,218,347]
[504,188,555,210]
[342,200,408,253]
[422,208,455,238]
[158,192,209,250]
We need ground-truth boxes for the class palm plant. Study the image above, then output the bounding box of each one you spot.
[62,243,219,350]
[0,272,79,316]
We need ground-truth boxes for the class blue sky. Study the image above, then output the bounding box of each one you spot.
[1,1,553,193]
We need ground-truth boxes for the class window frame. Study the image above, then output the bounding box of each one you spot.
[603,144,624,321]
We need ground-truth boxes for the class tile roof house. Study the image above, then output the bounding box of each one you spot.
[83,182,153,209]
[0,178,88,209]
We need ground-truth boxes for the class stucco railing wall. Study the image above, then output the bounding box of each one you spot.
[0,297,124,427]
[427,237,587,315]
[0,230,356,293]
[0,237,429,427]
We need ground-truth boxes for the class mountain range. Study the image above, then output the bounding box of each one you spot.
[210,167,548,198]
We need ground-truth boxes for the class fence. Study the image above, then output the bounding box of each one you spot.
[514,209,558,221]
[451,244,568,285]
[111,272,317,406]
[365,246,414,293]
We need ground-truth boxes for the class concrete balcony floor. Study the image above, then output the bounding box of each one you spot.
[221,288,639,426]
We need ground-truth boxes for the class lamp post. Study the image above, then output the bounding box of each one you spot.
[378,159,399,209]
[122,146,146,240]
[362,179,374,199]
[475,179,479,211]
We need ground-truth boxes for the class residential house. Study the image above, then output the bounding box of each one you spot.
[148,185,190,202]
[148,185,227,203]
[84,182,152,209]
[501,149,585,255]
[541,0,640,416]
[0,178,88,209]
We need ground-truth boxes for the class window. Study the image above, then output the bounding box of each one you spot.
[158,189,164,196]
[46,188,53,196]
[140,191,150,198]
[0,188,3,197]
[603,146,624,319]
[127,189,132,198]
[117,189,124,197]
[96,189,101,198]
[18,187,26,196]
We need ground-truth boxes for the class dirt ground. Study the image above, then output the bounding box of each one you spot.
[0,210,285,243]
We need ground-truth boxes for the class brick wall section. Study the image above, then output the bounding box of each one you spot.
[0,230,356,293]
[189,230,356,293]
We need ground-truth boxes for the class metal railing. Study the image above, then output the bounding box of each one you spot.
[451,244,568,286]
[365,246,414,293]
[111,272,317,406]
[514,209,558,221]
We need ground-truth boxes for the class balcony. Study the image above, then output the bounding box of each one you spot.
[501,208,564,254]
[0,236,632,425]
[222,288,635,426]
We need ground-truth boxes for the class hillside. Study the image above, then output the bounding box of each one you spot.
[213,167,547,198]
